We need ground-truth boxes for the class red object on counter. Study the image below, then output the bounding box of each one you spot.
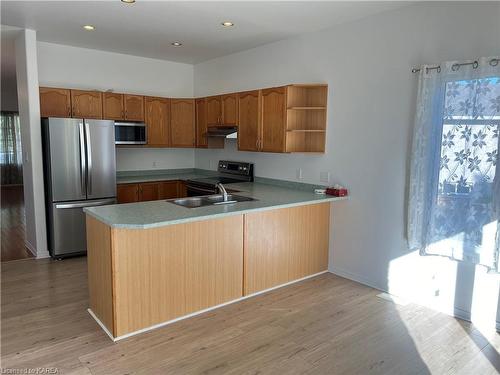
[326,187,348,197]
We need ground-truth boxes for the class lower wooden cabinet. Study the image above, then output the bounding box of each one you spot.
[138,182,160,202]
[117,180,188,203]
[243,203,330,295]
[117,184,139,204]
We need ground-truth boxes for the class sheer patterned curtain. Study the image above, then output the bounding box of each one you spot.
[408,57,500,270]
[0,112,23,185]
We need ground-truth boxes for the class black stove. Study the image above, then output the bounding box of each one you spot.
[186,161,254,196]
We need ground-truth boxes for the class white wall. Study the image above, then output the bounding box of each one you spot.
[37,42,196,171]
[194,2,500,327]
[15,29,49,258]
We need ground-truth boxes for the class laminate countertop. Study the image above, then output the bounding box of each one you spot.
[84,179,347,229]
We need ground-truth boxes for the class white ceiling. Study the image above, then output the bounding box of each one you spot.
[1,1,409,64]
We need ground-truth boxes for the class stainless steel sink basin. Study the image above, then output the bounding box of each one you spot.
[168,194,256,208]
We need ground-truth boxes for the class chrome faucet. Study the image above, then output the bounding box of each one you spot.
[216,183,228,202]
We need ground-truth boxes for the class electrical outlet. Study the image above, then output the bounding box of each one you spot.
[152,161,158,168]
[296,168,303,180]
[320,171,330,183]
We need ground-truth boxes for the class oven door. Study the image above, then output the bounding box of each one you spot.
[115,122,147,144]
[186,184,216,197]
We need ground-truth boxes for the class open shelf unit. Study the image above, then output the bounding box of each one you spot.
[285,84,328,152]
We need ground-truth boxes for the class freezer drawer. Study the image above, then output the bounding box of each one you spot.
[47,199,115,257]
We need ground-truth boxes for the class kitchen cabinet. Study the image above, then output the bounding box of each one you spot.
[145,97,170,146]
[206,96,222,126]
[159,181,178,199]
[237,90,261,152]
[117,184,139,204]
[195,98,208,148]
[244,203,329,295]
[177,181,187,197]
[138,182,160,202]
[124,94,144,121]
[39,87,72,118]
[261,87,286,153]
[170,99,195,148]
[221,93,238,125]
[102,93,124,120]
[71,90,103,119]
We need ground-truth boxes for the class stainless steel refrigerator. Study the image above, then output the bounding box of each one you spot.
[42,118,116,258]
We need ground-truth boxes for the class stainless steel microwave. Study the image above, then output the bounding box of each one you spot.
[114,122,147,145]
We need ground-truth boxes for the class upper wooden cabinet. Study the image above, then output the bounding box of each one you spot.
[145,97,170,147]
[71,90,103,119]
[39,87,72,118]
[261,87,286,153]
[124,94,144,121]
[195,98,208,148]
[170,99,195,148]
[206,96,222,126]
[103,93,124,120]
[221,93,238,126]
[238,90,261,152]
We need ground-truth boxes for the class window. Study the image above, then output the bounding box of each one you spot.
[0,112,23,185]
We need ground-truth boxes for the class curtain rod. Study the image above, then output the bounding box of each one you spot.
[411,58,499,73]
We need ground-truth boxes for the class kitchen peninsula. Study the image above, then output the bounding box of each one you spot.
[84,176,346,340]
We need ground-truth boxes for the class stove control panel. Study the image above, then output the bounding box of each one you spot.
[218,160,254,178]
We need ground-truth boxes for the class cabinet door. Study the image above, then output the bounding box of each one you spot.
[195,98,208,148]
[145,97,170,146]
[124,94,145,121]
[117,184,139,204]
[238,90,261,152]
[139,182,159,202]
[206,96,222,126]
[177,181,187,198]
[222,93,238,125]
[261,87,286,153]
[71,90,103,119]
[171,99,195,148]
[103,93,124,120]
[39,87,72,118]
[159,181,179,199]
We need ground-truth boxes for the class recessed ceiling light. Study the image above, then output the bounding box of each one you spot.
[171,42,182,46]
[121,0,135,3]
[221,21,234,27]
[83,25,95,31]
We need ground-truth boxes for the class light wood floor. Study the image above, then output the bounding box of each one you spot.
[1,257,499,374]
[1,185,33,262]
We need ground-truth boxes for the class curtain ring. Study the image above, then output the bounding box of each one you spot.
[425,67,429,74]
[451,64,459,71]
[437,66,441,73]
[490,58,499,67]
[472,60,479,69]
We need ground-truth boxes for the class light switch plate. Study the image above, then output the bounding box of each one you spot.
[296,168,303,180]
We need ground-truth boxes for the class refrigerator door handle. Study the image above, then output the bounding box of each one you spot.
[55,199,116,209]
[78,122,86,196]
[85,122,93,196]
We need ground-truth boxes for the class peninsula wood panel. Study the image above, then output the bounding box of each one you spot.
[102,92,124,120]
[86,215,115,335]
[238,90,261,151]
[111,215,244,336]
[170,99,195,147]
[71,90,103,119]
[39,87,72,117]
[243,203,330,295]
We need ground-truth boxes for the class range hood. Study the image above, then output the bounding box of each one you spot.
[206,126,238,139]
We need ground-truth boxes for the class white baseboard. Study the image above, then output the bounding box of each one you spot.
[24,240,50,259]
[88,270,329,341]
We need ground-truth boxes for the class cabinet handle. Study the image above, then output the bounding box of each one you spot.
[67,106,71,116]
[256,139,259,149]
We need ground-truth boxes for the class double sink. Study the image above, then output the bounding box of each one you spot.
[168,194,256,209]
